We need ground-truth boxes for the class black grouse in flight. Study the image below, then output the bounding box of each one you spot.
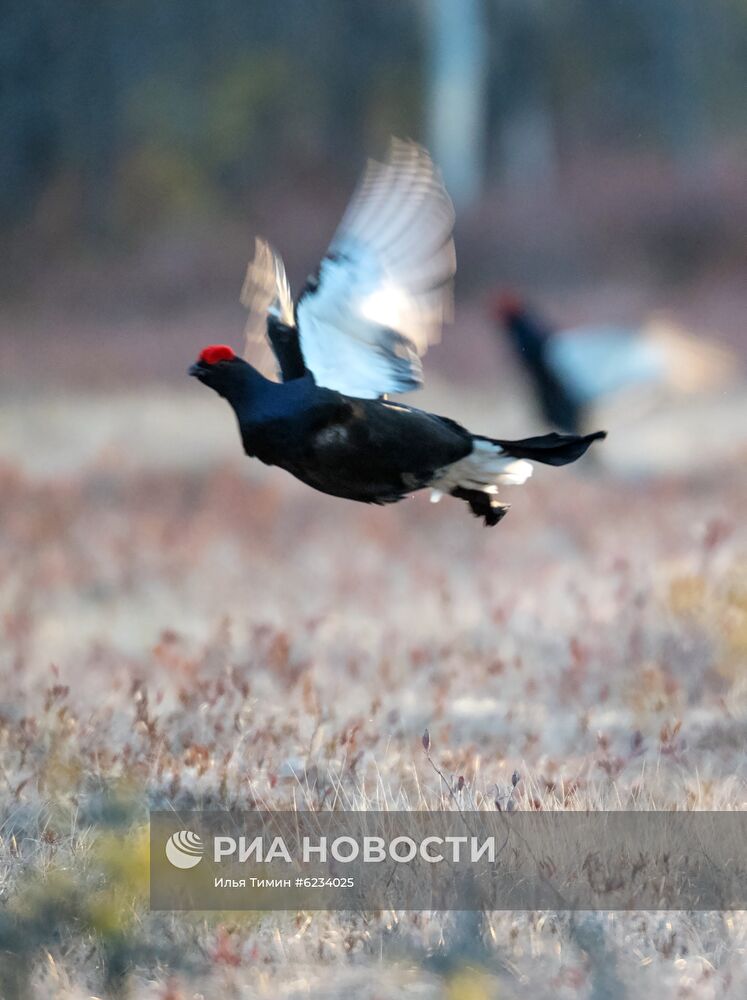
[190,140,605,526]
[492,291,733,436]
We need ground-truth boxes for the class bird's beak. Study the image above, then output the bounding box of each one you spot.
[188,361,207,378]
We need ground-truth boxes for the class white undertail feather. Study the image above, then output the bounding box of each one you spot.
[429,439,533,501]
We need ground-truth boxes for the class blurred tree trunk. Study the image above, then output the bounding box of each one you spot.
[501,103,558,192]
[424,0,488,208]
[70,0,120,241]
[497,0,558,193]
[640,0,709,173]
[0,0,59,226]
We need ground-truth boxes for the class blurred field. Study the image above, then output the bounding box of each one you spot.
[1,325,746,995]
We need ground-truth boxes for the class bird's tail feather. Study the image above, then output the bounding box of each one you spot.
[486,430,607,466]
[431,429,606,527]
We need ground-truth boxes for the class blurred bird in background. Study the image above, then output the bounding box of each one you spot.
[491,292,736,438]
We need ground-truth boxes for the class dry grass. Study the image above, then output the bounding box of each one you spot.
[0,384,746,998]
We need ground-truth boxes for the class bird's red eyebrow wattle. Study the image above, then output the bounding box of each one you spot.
[198,344,236,364]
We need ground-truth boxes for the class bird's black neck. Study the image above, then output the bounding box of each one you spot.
[506,313,549,366]
[221,364,315,427]
[267,316,307,381]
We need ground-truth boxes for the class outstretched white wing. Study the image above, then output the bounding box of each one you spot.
[241,237,295,376]
[295,139,456,398]
[546,327,664,404]
[546,317,736,404]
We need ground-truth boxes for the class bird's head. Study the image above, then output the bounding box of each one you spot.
[188,345,250,399]
[490,290,524,325]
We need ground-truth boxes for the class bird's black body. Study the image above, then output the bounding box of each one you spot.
[498,303,585,435]
[189,354,605,523]
[193,358,470,502]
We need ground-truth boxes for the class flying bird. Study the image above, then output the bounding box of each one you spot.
[189,141,605,526]
[492,291,734,435]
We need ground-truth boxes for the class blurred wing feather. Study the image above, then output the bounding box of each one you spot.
[547,318,738,404]
[241,237,294,377]
[547,327,664,404]
[295,139,456,398]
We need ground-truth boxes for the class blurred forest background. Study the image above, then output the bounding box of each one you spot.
[1,0,746,386]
